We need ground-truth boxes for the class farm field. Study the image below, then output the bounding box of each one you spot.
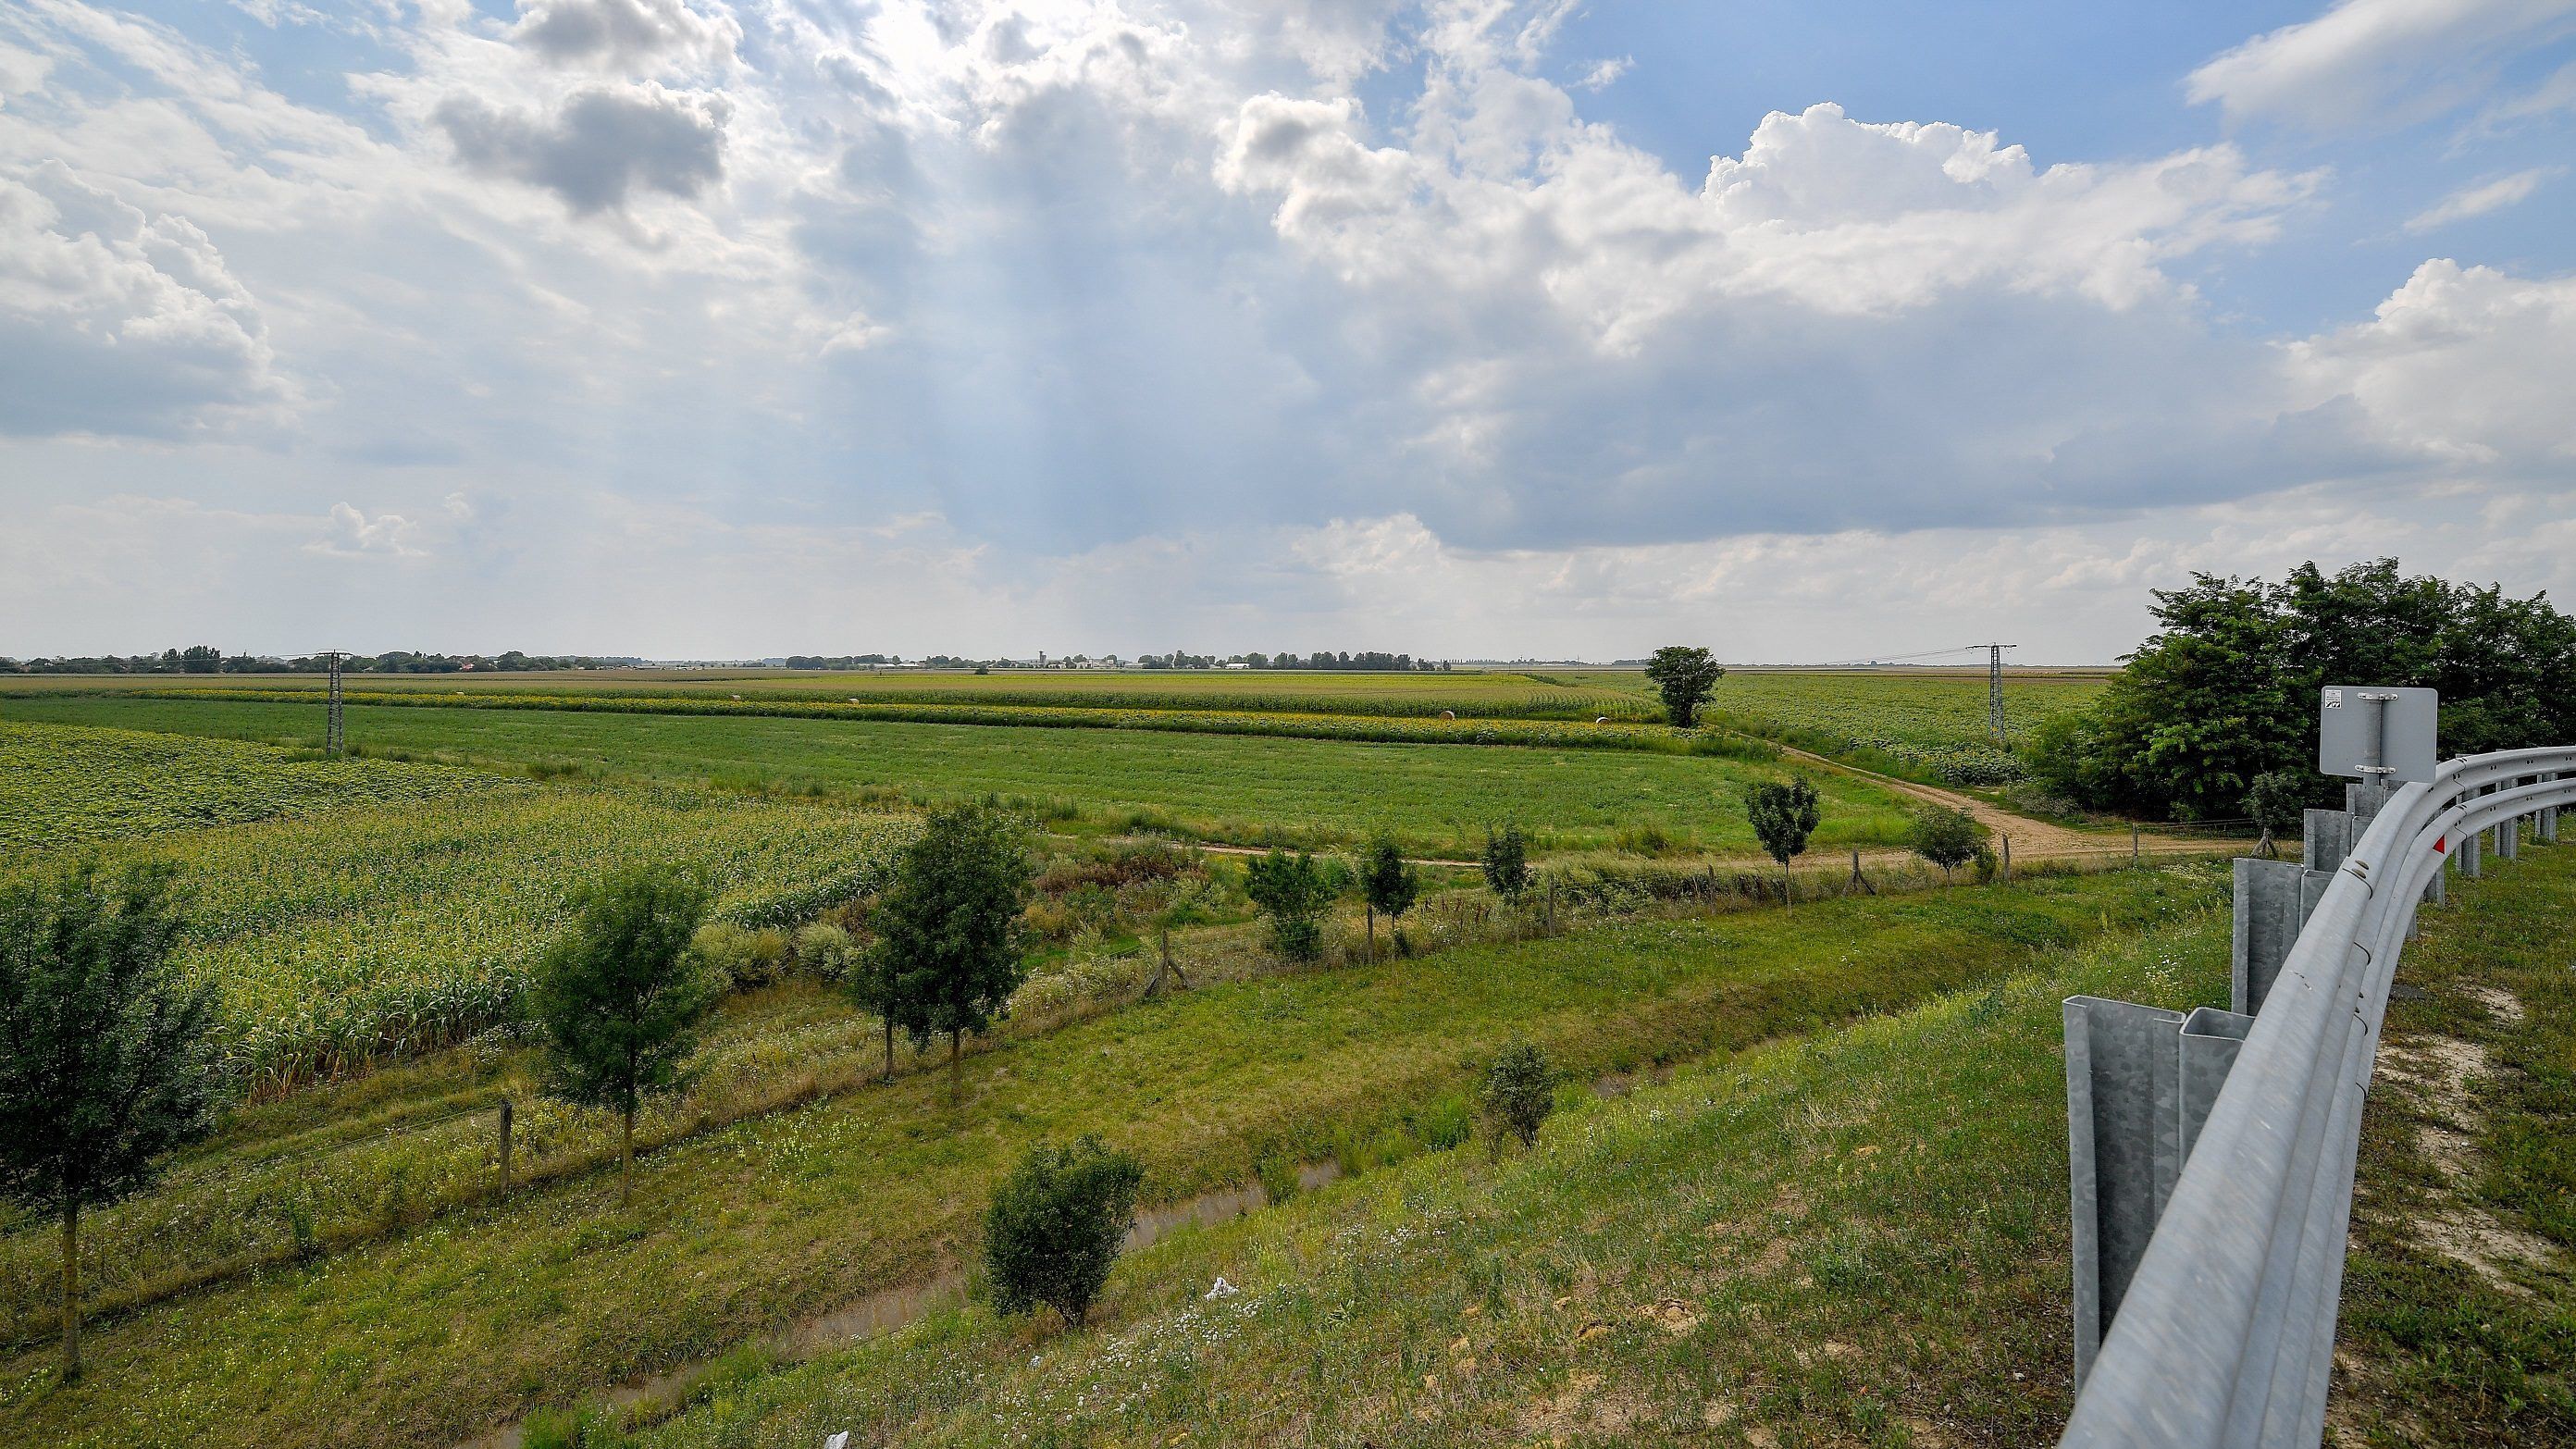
[1697,671,2109,786]
[0,723,911,1093]
[0,696,1919,857]
[0,666,1663,722]
[0,860,2223,1449]
[615,840,2574,1449]
[0,720,500,848]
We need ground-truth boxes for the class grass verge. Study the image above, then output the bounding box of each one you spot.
[0,866,2218,1447]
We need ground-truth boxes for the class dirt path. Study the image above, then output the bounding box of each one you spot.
[1761,741,2251,862]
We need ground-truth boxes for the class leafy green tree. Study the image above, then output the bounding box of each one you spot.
[2243,770,2310,859]
[1245,848,1332,962]
[1642,645,1727,729]
[1480,1040,1554,1158]
[1480,823,1531,904]
[2029,560,2576,819]
[870,804,1034,1100]
[1358,837,1418,961]
[528,867,718,1206]
[1746,778,1822,907]
[985,1135,1143,1330]
[1906,805,1982,884]
[0,857,217,1381]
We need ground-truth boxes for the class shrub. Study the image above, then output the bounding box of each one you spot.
[1480,824,1531,903]
[1906,805,1982,883]
[1480,1040,1554,1157]
[1746,777,1822,905]
[1244,848,1332,962]
[985,1135,1143,1330]
[691,922,791,990]
[2243,770,2309,855]
[789,922,859,984]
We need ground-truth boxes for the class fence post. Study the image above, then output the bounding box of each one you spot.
[2232,858,2307,1016]
[2130,824,2139,866]
[497,1097,514,1195]
[2003,834,2012,882]
[2303,808,2354,873]
[2064,997,2186,1388]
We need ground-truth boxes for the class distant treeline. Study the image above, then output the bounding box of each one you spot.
[0,648,624,675]
[786,651,1451,672]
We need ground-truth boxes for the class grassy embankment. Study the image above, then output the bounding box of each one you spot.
[0,697,1920,858]
[603,833,2572,1449]
[0,862,2222,1448]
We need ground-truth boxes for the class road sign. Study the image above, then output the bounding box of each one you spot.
[2318,685,2437,784]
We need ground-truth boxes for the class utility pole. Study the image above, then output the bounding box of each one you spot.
[1975,643,2018,744]
[322,650,347,756]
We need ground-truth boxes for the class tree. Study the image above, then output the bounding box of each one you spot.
[842,909,909,1084]
[2028,561,2576,820]
[1480,823,1531,904]
[528,867,718,1206]
[0,857,217,1381]
[870,804,1034,1101]
[985,1135,1143,1330]
[1358,837,1418,962]
[1907,805,1982,884]
[1245,848,1332,962]
[1480,1040,1554,1158]
[1642,645,1727,729]
[1746,778,1822,907]
[2243,770,2310,859]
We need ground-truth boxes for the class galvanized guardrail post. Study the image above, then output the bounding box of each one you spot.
[2059,687,2576,1448]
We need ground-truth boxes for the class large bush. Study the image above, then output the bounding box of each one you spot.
[985,1135,1142,1330]
[2029,561,2576,820]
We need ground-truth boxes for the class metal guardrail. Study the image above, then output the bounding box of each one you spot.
[2059,744,2573,1448]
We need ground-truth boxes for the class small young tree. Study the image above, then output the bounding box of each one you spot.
[1358,837,1418,962]
[1480,1040,1554,1158]
[1480,823,1531,904]
[1746,777,1822,908]
[0,857,217,1381]
[985,1135,1143,1330]
[528,867,718,1207]
[1245,848,1332,962]
[1642,645,1727,729]
[1907,805,1982,884]
[2244,770,2308,860]
[871,804,1034,1101]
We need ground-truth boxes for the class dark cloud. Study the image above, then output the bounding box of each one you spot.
[436,85,729,215]
[512,0,734,71]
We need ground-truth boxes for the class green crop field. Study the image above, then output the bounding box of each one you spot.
[0,696,1917,858]
[1,723,910,1094]
[0,721,500,848]
[1700,671,2110,785]
[0,666,1661,722]
[0,857,2222,1448]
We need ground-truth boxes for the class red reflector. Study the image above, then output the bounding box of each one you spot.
[2434,836,2447,854]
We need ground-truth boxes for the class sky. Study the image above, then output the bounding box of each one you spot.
[1,0,2572,663]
